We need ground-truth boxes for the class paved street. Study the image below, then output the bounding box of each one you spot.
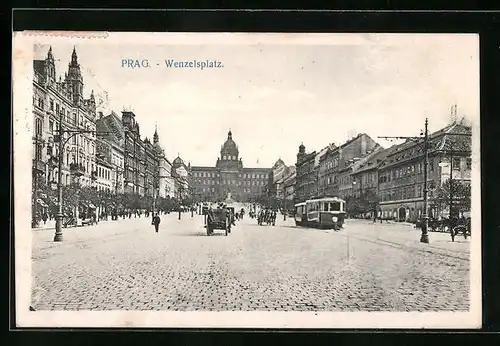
[31,214,470,311]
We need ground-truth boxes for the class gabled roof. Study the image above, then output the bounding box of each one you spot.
[378,122,472,169]
[352,145,395,174]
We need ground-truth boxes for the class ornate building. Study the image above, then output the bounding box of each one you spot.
[153,127,175,198]
[190,130,272,203]
[171,156,191,201]
[33,46,98,190]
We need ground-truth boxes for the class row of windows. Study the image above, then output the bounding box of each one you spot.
[34,93,95,131]
[98,166,110,180]
[195,179,267,186]
[96,184,111,192]
[323,157,340,171]
[112,153,123,169]
[379,161,431,183]
[378,158,471,184]
[193,171,268,179]
[222,155,237,160]
[380,184,423,202]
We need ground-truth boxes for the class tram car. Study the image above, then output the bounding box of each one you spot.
[294,202,307,226]
[295,197,346,230]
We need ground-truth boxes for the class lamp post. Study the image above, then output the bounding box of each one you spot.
[53,109,112,242]
[378,118,430,243]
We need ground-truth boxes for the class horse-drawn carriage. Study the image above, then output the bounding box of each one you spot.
[415,216,471,242]
[204,206,232,236]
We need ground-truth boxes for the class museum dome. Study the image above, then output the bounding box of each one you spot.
[221,130,238,155]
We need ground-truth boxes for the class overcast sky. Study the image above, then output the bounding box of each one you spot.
[34,34,479,168]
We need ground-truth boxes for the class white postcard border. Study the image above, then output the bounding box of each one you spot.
[13,31,482,329]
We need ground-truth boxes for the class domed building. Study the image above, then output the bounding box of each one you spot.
[190,130,272,203]
[171,154,191,201]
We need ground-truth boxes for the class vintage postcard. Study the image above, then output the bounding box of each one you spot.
[13,32,481,329]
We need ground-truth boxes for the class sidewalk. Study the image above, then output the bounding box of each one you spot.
[278,217,470,260]
[31,213,185,252]
[341,219,471,259]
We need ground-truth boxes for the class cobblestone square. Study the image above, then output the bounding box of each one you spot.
[31,215,471,311]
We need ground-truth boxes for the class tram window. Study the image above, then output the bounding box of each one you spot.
[329,202,340,211]
[323,203,329,212]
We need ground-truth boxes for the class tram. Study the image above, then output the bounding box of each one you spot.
[294,202,307,226]
[294,197,346,229]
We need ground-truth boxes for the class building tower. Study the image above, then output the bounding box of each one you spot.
[153,124,159,144]
[66,46,84,106]
[44,46,56,86]
[297,143,306,162]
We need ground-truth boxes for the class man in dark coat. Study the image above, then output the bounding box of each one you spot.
[152,213,161,233]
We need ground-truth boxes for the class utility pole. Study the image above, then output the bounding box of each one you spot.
[54,110,64,242]
[421,118,430,243]
[449,150,454,221]
[378,118,430,244]
[52,108,112,242]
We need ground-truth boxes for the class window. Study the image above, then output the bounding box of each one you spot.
[330,202,340,211]
[452,158,461,170]
[466,158,472,170]
[35,118,43,136]
[50,99,54,111]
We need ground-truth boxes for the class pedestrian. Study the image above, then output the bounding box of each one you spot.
[152,213,161,233]
[42,212,48,225]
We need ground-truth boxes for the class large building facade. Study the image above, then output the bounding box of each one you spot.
[33,46,98,190]
[378,121,472,222]
[95,111,125,194]
[296,133,380,203]
[190,130,272,203]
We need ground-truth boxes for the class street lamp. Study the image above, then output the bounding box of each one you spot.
[52,110,112,242]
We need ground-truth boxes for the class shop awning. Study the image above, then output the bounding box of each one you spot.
[36,198,48,207]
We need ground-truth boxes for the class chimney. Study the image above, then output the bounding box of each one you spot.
[98,111,104,119]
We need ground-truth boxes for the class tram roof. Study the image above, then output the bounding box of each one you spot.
[306,197,345,203]
[294,202,306,207]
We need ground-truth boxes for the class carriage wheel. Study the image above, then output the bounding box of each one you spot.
[454,226,467,240]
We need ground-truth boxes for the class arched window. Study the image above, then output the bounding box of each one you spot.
[65,174,70,185]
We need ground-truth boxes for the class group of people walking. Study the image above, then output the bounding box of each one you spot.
[257,209,277,226]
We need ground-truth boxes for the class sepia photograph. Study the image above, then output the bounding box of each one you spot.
[13,32,481,329]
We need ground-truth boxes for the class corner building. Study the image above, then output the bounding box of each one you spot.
[33,46,98,189]
[190,131,272,202]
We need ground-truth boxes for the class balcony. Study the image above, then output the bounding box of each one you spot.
[69,163,86,177]
[32,158,46,175]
